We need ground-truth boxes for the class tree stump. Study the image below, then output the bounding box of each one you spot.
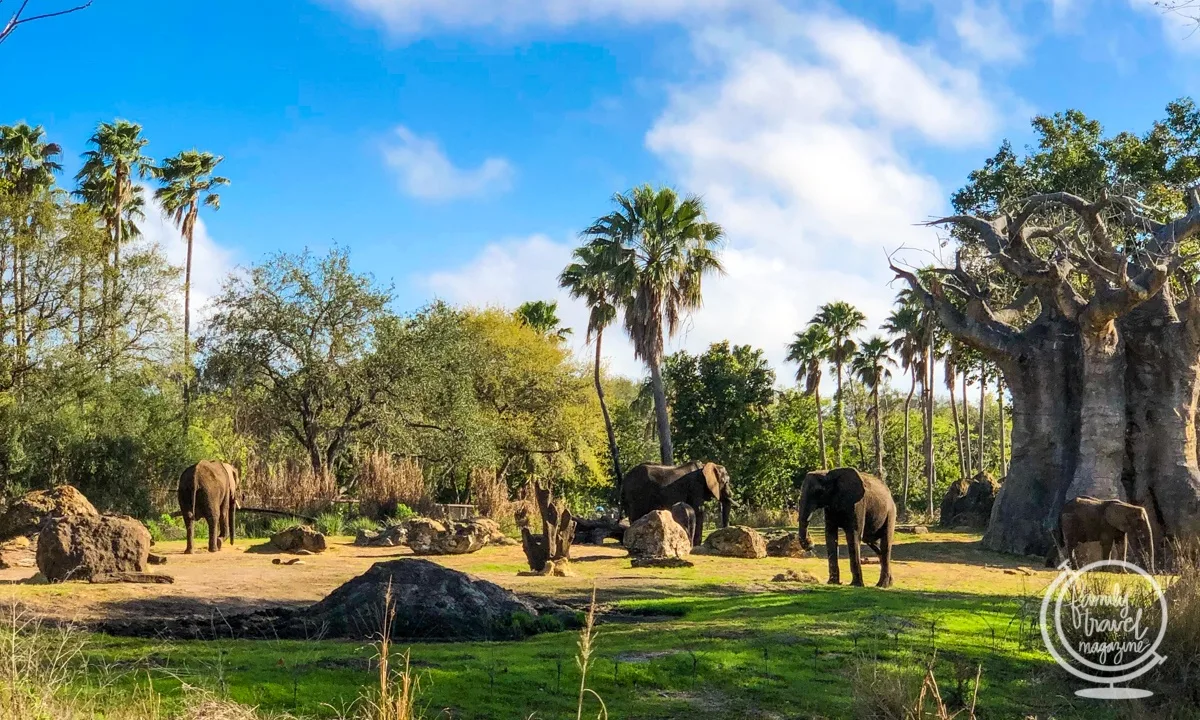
[517,483,576,573]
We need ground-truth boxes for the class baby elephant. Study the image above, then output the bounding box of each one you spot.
[1059,496,1155,573]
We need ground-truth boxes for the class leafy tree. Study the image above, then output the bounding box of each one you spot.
[851,336,894,481]
[514,300,571,341]
[202,248,396,477]
[560,243,624,496]
[663,341,774,501]
[154,150,228,426]
[785,325,831,469]
[581,184,724,464]
[809,301,865,466]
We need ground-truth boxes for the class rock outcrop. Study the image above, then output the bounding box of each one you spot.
[702,526,767,559]
[37,514,151,582]
[623,510,692,561]
[270,525,327,554]
[940,472,1000,528]
[765,532,809,558]
[0,485,98,541]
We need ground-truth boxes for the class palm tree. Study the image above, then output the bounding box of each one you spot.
[514,300,572,341]
[0,123,61,358]
[154,150,228,426]
[582,184,724,464]
[884,299,925,518]
[810,301,866,466]
[852,336,894,481]
[560,244,623,502]
[74,120,152,316]
[944,342,968,479]
[786,325,832,468]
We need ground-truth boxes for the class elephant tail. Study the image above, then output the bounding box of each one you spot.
[190,467,199,519]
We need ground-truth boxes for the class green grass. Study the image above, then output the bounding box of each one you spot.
[61,583,1107,719]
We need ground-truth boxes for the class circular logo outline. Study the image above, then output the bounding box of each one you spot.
[1039,558,1168,693]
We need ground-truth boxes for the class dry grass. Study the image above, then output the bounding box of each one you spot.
[241,456,339,517]
[730,506,795,528]
[852,656,980,720]
[469,468,510,520]
[357,453,433,520]
[574,585,606,720]
[339,579,429,720]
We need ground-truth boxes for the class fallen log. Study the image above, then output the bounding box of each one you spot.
[573,517,626,544]
[88,572,175,584]
[169,507,318,524]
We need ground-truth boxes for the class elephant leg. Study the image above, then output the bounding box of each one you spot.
[876,523,894,589]
[207,512,220,552]
[228,499,236,547]
[1100,537,1114,564]
[846,526,864,587]
[825,524,841,585]
[694,506,705,547]
[184,513,195,555]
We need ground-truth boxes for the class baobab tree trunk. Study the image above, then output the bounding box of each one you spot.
[981,317,1082,556]
[1066,315,1129,501]
[1122,295,1200,553]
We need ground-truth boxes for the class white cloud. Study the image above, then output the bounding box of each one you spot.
[383,126,514,200]
[139,190,238,325]
[422,235,644,377]
[427,9,998,384]
[953,1,1026,62]
[330,0,742,34]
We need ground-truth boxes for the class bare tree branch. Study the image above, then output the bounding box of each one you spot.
[0,0,91,46]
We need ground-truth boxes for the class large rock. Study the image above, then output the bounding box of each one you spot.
[270,525,327,554]
[623,510,691,560]
[0,535,36,569]
[940,472,1000,528]
[703,526,767,559]
[354,524,406,547]
[766,532,810,558]
[0,485,98,541]
[37,514,150,582]
[405,517,493,555]
[99,558,579,641]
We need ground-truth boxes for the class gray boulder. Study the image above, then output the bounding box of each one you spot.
[37,514,150,582]
[703,525,767,559]
[270,525,327,554]
[623,510,692,560]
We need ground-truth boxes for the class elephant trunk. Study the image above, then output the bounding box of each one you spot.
[797,486,815,551]
[1134,511,1156,574]
[719,494,731,529]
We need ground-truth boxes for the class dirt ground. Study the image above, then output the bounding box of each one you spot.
[0,531,1055,625]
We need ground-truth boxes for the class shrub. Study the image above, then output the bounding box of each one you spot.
[348,516,381,534]
[316,512,345,537]
[268,516,298,536]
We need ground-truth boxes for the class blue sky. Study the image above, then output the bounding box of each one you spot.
[3,0,1199,378]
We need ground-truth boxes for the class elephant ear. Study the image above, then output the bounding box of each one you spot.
[701,463,722,500]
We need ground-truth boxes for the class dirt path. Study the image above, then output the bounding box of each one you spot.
[0,531,1053,624]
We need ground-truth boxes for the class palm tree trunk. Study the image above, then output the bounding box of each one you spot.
[949,371,965,479]
[815,382,827,469]
[873,383,884,480]
[834,362,845,466]
[648,357,673,465]
[925,333,935,516]
[961,371,972,474]
[593,329,623,507]
[978,362,986,474]
[901,368,915,519]
[182,207,196,434]
[998,376,1007,477]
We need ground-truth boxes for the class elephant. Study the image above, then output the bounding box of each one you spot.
[670,502,697,543]
[620,461,732,546]
[178,460,240,554]
[795,467,896,588]
[1058,496,1155,573]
